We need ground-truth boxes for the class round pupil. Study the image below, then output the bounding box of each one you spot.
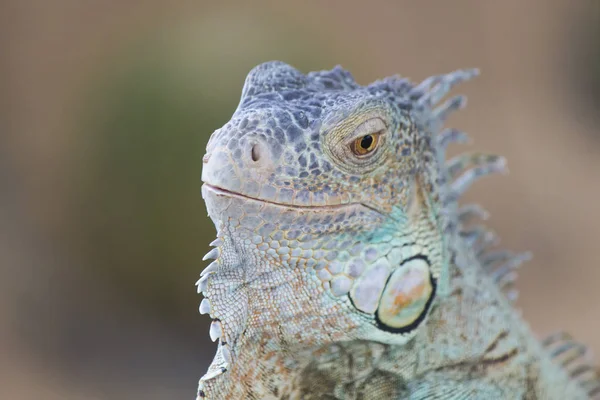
[360,135,374,149]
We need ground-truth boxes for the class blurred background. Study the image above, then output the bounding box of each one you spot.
[1,1,599,398]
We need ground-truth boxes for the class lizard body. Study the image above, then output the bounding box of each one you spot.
[195,61,599,399]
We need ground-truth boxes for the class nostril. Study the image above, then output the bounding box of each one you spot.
[250,143,261,162]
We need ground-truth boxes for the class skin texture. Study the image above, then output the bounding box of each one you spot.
[195,61,600,399]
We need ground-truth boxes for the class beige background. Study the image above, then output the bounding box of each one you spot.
[1,1,599,398]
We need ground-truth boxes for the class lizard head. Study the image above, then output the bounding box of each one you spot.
[199,62,477,366]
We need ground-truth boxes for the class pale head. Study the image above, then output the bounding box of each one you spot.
[200,62,450,363]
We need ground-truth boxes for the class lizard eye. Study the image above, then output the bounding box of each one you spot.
[322,111,390,174]
[351,132,381,156]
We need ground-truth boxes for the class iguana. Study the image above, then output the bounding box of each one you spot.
[195,61,600,399]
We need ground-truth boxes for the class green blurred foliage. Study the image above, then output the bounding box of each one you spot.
[76,57,222,319]
[568,5,600,131]
[587,17,600,115]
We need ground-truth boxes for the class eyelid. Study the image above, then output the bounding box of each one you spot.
[345,117,388,143]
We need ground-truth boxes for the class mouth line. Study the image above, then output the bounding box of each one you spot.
[203,184,385,215]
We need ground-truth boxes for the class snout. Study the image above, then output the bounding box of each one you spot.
[201,135,278,199]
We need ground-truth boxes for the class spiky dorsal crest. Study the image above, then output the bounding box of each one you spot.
[543,332,600,398]
[411,68,528,303]
[415,69,599,397]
